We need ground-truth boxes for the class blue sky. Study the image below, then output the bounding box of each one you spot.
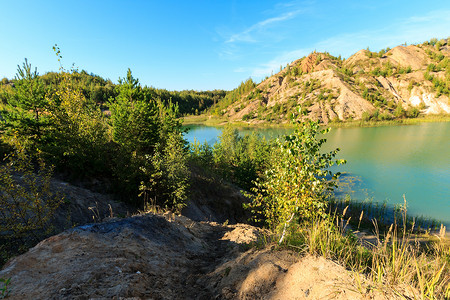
[0,0,449,91]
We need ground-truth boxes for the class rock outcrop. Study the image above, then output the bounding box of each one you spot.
[219,38,450,124]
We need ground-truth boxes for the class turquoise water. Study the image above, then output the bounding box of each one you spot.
[184,123,450,224]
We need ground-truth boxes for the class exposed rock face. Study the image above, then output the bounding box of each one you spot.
[49,178,133,230]
[384,45,430,70]
[299,52,319,73]
[343,49,370,70]
[222,39,450,124]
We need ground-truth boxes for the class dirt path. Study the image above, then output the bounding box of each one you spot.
[0,213,411,299]
[0,213,256,299]
[180,225,232,299]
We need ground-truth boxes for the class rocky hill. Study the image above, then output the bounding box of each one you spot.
[216,38,450,124]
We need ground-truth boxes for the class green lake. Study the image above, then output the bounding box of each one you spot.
[184,122,450,225]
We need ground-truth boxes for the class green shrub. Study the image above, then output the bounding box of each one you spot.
[429,38,438,46]
[139,131,189,212]
[406,107,420,118]
[0,140,63,263]
[361,111,371,122]
[394,103,406,118]
[427,63,437,72]
[189,139,213,168]
[272,103,281,113]
[210,126,271,190]
[339,67,353,77]
[0,277,10,298]
[378,112,393,121]
[246,113,345,241]
[242,113,252,121]
[398,66,412,74]
[371,67,381,76]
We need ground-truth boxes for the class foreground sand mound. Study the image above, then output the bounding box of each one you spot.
[0,213,260,299]
[0,213,410,299]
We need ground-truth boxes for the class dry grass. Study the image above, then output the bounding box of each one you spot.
[274,205,450,299]
[329,114,450,128]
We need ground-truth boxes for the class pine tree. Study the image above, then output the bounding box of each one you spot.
[109,69,159,154]
[1,59,49,149]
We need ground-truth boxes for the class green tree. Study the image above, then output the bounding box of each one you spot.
[44,62,110,176]
[139,131,189,212]
[109,69,189,209]
[109,69,159,154]
[246,112,345,243]
[1,59,49,150]
[211,126,270,190]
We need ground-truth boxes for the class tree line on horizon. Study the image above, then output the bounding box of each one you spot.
[1,68,226,117]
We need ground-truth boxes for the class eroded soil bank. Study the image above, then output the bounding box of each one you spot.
[1,211,407,299]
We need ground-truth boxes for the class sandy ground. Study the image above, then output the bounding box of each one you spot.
[0,211,407,299]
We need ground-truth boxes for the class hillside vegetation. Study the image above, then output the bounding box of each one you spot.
[209,38,450,124]
[0,69,225,117]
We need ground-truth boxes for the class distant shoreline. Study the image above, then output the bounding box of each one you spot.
[182,114,450,128]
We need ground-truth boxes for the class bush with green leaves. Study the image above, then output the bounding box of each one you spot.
[138,131,189,212]
[378,111,393,121]
[394,103,406,118]
[242,113,252,121]
[423,69,450,98]
[361,111,372,122]
[189,139,214,168]
[188,126,271,191]
[44,66,111,177]
[212,126,271,190]
[398,65,412,74]
[406,106,420,118]
[246,113,345,242]
[0,140,63,265]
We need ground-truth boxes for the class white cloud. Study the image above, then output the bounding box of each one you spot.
[404,10,450,25]
[249,8,450,80]
[233,67,247,73]
[250,47,311,78]
[226,10,303,44]
[316,9,450,57]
